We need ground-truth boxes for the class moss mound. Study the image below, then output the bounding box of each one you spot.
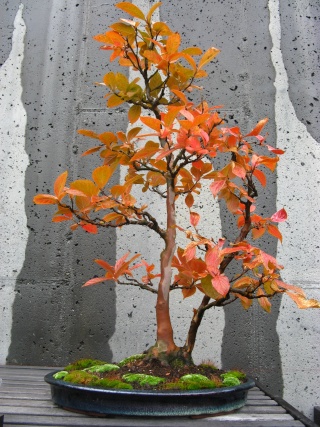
[65,358,107,372]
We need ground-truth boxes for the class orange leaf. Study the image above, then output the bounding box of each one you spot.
[131,141,159,161]
[226,192,240,213]
[252,227,266,240]
[81,146,102,157]
[171,89,188,105]
[33,194,58,205]
[99,132,118,146]
[116,2,146,20]
[253,169,267,187]
[257,288,271,313]
[267,224,282,242]
[246,118,268,137]
[182,286,197,299]
[53,171,68,199]
[166,33,181,55]
[140,116,161,132]
[185,193,194,208]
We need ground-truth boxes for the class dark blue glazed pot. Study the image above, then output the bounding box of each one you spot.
[45,371,255,417]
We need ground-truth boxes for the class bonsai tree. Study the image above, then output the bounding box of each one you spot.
[34,1,319,367]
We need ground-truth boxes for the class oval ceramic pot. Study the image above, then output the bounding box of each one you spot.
[45,371,255,417]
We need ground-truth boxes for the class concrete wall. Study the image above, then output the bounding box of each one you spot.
[0,0,319,420]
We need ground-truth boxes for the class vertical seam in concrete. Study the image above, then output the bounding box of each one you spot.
[269,0,320,418]
[0,4,28,364]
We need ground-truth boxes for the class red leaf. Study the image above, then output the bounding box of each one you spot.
[266,145,285,155]
[190,211,200,227]
[210,179,226,197]
[83,277,109,287]
[211,275,230,297]
[205,247,220,276]
[271,208,287,223]
[81,223,98,234]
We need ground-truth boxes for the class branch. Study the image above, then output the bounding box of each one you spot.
[118,277,158,294]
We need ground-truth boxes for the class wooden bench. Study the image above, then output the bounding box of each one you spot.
[0,365,316,426]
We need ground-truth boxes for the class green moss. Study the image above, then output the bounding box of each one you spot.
[64,358,107,372]
[85,363,120,373]
[199,362,218,372]
[63,370,99,385]
[92,378,133,390]
[53,371,68,380]
[163,381,195,390]
[222,376,241,387]
[118,354,146,367]
[122,373,165,386]
[179,374,218,389]
[222,370,246,380]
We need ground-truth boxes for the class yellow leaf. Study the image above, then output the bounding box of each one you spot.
[116,2,146,20]
[70,180,99,197]
[77,129,100,139]
[92,166,113,189]
[286,292,320,309]
[103,212,124,223]
[198,46,220,69]
[115,72,129,91]
[183,47,202,56]
[236,294,253,310]
[201,275,223,300]
[107,94,125,108]
[146,2,162,22]
[128,105,141,124]
[153,22,172,36]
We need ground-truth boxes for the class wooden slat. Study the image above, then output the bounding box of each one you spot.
[0,365,309,427]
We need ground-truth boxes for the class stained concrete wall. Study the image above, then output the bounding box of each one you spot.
[0,0,319,420]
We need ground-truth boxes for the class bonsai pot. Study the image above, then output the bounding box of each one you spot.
[45,371,255,417]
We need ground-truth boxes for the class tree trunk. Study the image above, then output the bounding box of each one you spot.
[154,174,177,356]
